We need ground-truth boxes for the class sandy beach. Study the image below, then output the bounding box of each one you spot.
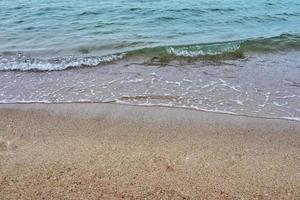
[1,0,300,199]
[0,103,299,199]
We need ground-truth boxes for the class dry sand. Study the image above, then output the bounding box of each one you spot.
[0,103,299,199]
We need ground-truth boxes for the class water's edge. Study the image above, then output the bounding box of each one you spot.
[0,101,299,123]
[0,51,299,122]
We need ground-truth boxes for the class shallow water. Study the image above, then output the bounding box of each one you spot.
[1,52,299,121]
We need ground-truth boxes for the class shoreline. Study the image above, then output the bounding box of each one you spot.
[0,101,299,123]
[0,103,300,199]
[1,50,299,122]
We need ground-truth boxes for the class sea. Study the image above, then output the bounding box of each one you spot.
[0,0,300,121]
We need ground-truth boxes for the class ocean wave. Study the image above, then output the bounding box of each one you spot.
[0,53,124,71]
[124,33,300,64]
[1,33,300,71]
[127,33,300,57]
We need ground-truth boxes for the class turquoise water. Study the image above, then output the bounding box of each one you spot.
[1,0,300,70]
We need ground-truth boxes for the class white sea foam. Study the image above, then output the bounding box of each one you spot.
[166,43,240,57]
[0,54,124,71]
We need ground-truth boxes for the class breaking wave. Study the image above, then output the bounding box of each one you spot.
[1,33,299,71]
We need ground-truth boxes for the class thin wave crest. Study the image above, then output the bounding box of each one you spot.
[0,53,124,71]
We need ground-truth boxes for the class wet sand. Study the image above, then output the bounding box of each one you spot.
[0,103,299,199]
